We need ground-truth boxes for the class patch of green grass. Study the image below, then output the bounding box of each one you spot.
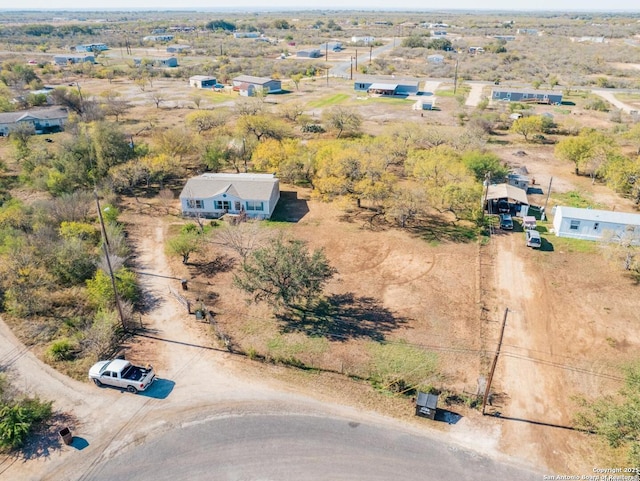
[553,191,604,209]
[616,93,640,102]
[307,93,350,108]
[368,97,414,105]
[551,236,597,253]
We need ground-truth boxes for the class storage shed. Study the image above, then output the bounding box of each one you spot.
[189,75,217,89]
[415,391,439,420]
[552,206,640,242]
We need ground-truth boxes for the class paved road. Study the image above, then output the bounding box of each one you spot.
[83,412,542,481]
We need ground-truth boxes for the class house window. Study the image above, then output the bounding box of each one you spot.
[187,199,204,209]
[246,201,264,211]
[593,222,599,230]
[570,220,580,230]
[215,200,230,210]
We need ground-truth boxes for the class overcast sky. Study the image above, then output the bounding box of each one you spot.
[5,1,639,12]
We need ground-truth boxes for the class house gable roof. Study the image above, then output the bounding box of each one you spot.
[486,183,529,205]
[180,173,278,202]
[556,206,640,226]
[0,107,69,124]
[233,75,277,86]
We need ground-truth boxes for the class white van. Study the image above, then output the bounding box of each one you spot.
[526,229,542,249]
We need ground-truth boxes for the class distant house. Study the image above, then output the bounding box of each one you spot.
[143,34,174,42]
[75,43,108,52]
[166,44,190,53]
[233,31,260,38]
[319,41,342,51]
[468,46,485,54]
[180,173,280,220]
[0,107,68,137]
[189,75,217,89]
[354,79,419,97]
[53,54,94,65]
[552,206,640,243]
[491,88,563,105]
[351,36,375,45]
[427,54,444,64]
[431,30,447,37]
[133,57,178,68]
[492,35,516,41]
[231,75,282,95]
[296,49,322,58]
[517,28,539,35]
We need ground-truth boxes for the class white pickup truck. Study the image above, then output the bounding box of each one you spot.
[89,359,155,393]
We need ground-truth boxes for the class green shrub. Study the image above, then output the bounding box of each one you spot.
[47,338,77,361]
[0,397,52,450]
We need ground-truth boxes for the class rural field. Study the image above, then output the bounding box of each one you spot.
[1,9,640,478]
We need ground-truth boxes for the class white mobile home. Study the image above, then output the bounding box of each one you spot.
[180,173,280,220]
[553,206,640,242]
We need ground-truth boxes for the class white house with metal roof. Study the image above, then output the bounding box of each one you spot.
[0,107,68,136]
[353,79,420,97]
[552,206,640,242]
[180,173,280,220]
[231,75,282,95]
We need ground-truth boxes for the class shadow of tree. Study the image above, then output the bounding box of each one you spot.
[189,254,236,277]
[19,411,76,460]
[409,215,479,243]
[277,293,408,341]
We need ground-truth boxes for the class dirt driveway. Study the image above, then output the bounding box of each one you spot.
[484,226,638,474]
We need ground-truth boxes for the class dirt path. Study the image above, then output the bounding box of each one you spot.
[466,82,487,107]
[592,89,636,114]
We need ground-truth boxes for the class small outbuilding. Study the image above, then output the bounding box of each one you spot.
[552,206,640,242]
[189,75,217,89]
[506,173,530,191]
[415,391,439,420]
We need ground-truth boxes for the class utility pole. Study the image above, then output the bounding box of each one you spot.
[355,48,358,70]
[453,57,459,95]
[482,307,509,415]
[369,44,372,64]
[95,191,127,331]
[481,171,491,222]
[350,57,353,80]
[325,43,328,62]
[543,176,553,220]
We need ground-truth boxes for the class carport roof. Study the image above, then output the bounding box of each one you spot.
[486,183,529,205]
[368,83,398,91]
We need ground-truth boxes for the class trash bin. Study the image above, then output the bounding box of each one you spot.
[59,427,73,445]
[181,279,188,291]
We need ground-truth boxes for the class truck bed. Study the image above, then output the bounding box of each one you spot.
[121,364,147,381]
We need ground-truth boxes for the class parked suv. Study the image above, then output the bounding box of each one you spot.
[499,213,513,230]
[525,229,542,249]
